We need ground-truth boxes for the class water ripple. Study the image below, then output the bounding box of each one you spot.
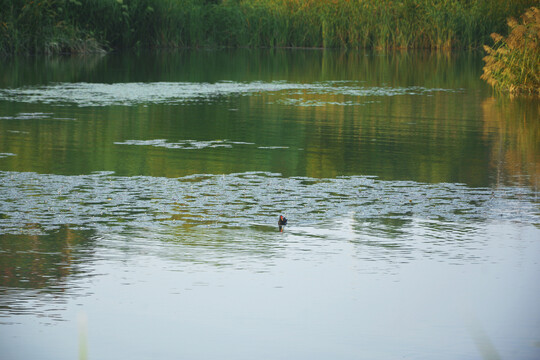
[0,171,537,237]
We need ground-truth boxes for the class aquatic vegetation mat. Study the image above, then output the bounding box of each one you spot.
[1,171,537,237]
[0,81,454,107]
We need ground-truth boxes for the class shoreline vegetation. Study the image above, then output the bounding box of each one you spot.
[482,7,539,96]
[1,0,537,55]
[1,0,538,96]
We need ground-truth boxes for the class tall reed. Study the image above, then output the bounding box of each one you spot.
[482,7,540,96]
[1,0,538,55]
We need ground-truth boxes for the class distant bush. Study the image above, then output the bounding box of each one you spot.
[482,7,540,96]
[0,0,108,55]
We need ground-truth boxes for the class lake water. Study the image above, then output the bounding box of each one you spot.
[0,50,539,360]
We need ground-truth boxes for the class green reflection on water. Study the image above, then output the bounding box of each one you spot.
[0,225,97,322]
[0,226,96,289]
[0,50,537,188]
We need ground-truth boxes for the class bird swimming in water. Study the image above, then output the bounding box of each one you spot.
[278,215,287,232]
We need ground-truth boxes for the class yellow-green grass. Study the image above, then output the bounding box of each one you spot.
[482,6,539,96]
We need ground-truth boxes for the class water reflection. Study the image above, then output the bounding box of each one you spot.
[0,50,484,88]
[1,93,536,186]
[0,226,97,322]
[481,96,540,188]
[0,51,537,188]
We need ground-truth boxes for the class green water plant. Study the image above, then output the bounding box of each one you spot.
[482,7,540,96]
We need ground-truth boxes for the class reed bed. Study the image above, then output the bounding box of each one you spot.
[0,0,538,55]
[482,7,539,96]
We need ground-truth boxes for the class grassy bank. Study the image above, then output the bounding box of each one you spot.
[0,0,538,55]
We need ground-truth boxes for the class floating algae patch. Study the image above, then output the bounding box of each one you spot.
[0,81,454,107]
[114,139,255,150]
[0,171,537,237]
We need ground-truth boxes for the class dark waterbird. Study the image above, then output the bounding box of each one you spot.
[278,215,287,232]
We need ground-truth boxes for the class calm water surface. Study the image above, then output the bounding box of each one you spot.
[0,50,539,360]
